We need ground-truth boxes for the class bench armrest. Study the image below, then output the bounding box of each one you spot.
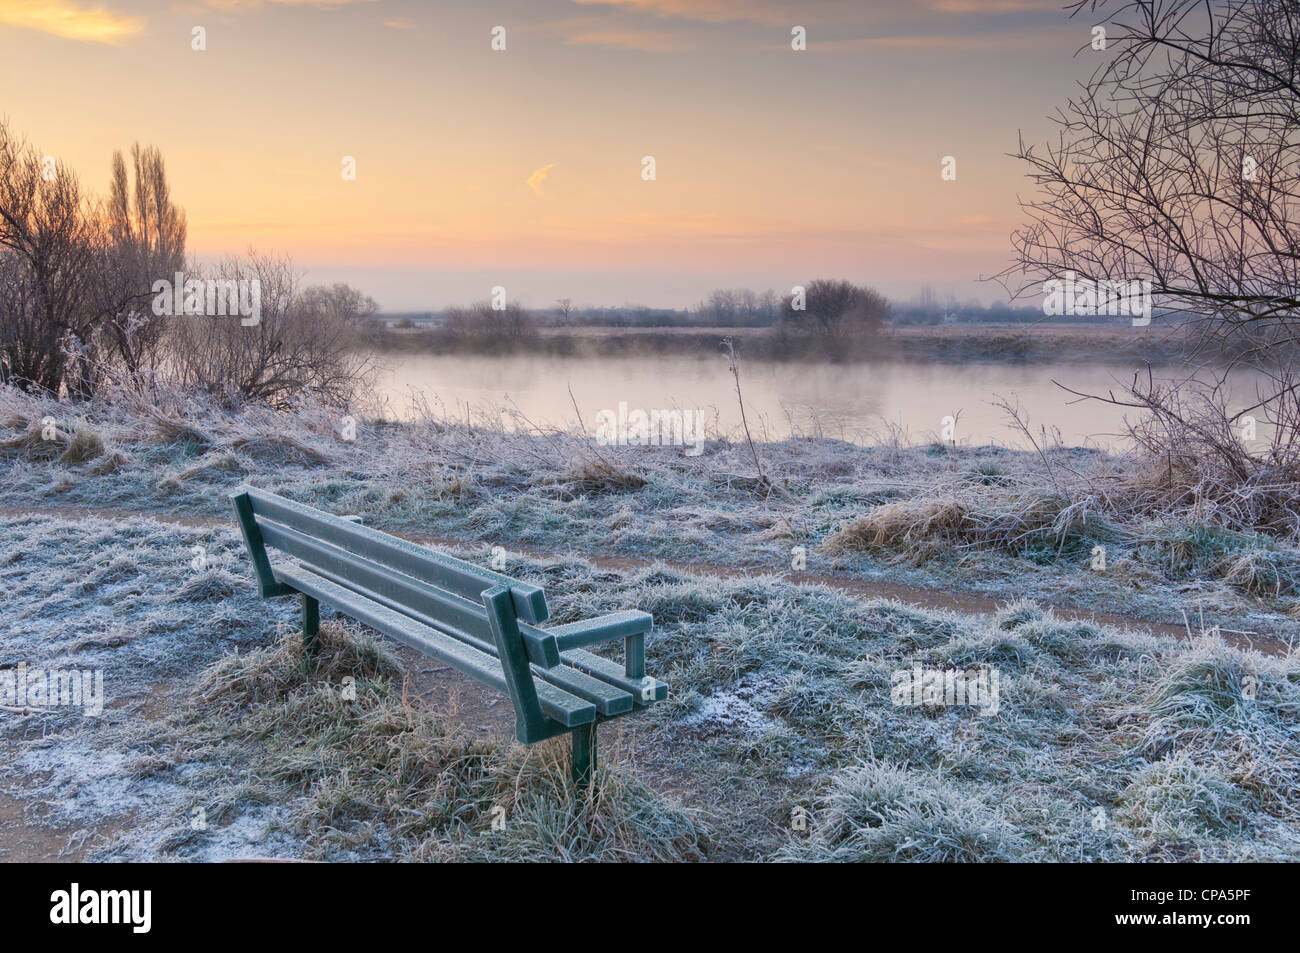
[549,610,652,650]
[548,610,653,678]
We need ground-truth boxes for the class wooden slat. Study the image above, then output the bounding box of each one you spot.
[563,648,668,706]
[244,487,548,623]
[535,664,633,716]
[549,610,653,652]
[274,565,594,728]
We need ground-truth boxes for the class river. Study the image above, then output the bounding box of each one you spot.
[371,352,1270,450]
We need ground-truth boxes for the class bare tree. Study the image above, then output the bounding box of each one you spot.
[1004,0,1300,357]
[0,119,101,394]
[554,297,574,324]
[296,282,379,331]
[1004,1,1300,533]
[778,279,889,351]
[98,143,187,382]
[694,288,780,326]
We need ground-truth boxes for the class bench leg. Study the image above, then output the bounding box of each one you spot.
[302,593,320,652]
[572,723,596,791]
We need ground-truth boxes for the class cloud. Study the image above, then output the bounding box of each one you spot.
[201,0,378,9]
[566,0,796,26]
[802,24,1070,51]
[549,2,1064,51]
[565,0,1063,28]
[527,15,694,52]
[563,31,692,51]
[0,1,144,44]
[932,0,1050,11]
[527,164,556,197]
[384,18,416,31]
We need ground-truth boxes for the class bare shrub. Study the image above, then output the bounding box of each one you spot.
[167,253,377,408]
[443,301,537,351]
[1061,368,1300,540]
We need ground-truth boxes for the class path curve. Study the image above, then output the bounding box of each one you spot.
[3,503,1285,654]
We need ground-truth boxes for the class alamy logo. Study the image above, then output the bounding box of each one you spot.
[151,271,261,326]
[1042,271,1152,326]
[50,884,151,933]
[0,663,103,716]
[593,402,705,456]
[891,664,1000,716]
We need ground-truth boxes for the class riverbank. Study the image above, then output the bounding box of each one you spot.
[2,387,1297,860]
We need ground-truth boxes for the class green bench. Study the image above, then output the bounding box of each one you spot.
[230,487,666,786]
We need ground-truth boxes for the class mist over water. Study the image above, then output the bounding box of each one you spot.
[372,353,1274,450]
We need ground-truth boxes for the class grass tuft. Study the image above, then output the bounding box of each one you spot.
[184,623,706,861]
[561,455,647,492]
[778,761,1025,862]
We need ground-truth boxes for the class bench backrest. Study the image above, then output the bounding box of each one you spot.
[233,486,549,626]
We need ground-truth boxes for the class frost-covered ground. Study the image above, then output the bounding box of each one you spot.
[1,388,1298,860]
[2,512,1297,861]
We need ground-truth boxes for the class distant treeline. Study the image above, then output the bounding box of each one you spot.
[371,280,1219,363]
[383,288,1135,333]
[378,280,894,358]
[370,279,1206,365]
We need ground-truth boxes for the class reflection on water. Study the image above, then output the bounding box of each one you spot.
[372,352,1271,450]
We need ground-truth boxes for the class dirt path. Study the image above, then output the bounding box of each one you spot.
[0,791,87,861]
[2,502,1284,654]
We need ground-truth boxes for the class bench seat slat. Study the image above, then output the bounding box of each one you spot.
[274,565,595,728]
[562,648,669,706]
[534,665,634,716]
[299,556,497,653]
[246,487,548,624]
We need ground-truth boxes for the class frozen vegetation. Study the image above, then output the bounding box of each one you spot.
[1,384,1298,860]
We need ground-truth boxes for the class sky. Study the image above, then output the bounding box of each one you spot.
[0,0,1105,311]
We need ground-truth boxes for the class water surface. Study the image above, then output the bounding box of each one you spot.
[374,352,1269,450]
